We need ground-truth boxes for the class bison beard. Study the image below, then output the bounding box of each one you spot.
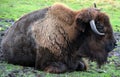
[1,3,116,73]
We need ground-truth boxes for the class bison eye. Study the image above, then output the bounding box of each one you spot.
[95,21,104,33]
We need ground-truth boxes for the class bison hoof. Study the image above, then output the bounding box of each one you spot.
[76,61,88,71]
[44,62,67,73]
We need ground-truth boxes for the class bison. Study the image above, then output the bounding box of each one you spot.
[1,3,116,73]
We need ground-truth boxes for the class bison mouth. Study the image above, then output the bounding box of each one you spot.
[105,40,117,52]
[77,39,116,67]
[90,42,116,67]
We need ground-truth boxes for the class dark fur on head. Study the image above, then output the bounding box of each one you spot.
[76,8,116,67]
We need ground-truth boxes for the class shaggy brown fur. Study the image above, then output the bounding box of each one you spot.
[75,8,116,67]
[1,3,116,73]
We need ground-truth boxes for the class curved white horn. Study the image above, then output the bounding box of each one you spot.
[90,20,105,35]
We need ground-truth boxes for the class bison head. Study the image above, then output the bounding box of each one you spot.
[76,8,117,67]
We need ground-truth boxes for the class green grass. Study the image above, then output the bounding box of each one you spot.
[0,0,120,31]
[0,58,120,77]
[0,0,120,77]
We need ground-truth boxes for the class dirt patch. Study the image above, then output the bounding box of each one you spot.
[0,31,5,62]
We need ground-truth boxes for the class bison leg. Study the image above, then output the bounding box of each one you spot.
[44,62,67,73]
[35,47,68,73]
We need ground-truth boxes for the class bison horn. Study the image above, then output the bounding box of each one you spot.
[90,20,105,35]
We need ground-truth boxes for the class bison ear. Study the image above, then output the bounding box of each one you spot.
[76,18,87,32]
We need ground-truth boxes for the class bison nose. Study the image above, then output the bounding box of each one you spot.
[105,40,117,52]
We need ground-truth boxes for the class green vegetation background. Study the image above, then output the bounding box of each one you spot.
[0,0,120,31]
[0,0,120,77]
